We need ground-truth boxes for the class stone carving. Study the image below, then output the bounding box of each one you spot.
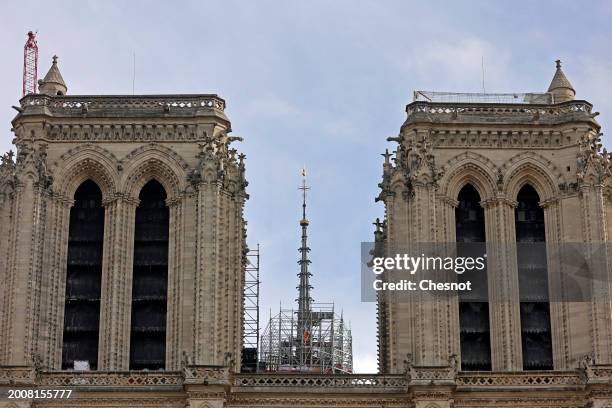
[13,143,53,189]
[378,133,443,201]
[189,132,248,196]
[577,132,612,184]
[0,151,16,194]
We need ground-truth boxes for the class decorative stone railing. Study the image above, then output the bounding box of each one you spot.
[586,365,612,384]
[408,366,456,384]
[19,94,226,113]
[0,366,37,385]
[405,100,594,122]
[456,371,584,388]
[184,365,231,385]
[233,374,408,390]
[38,371,184,387]
[2,366,610,392]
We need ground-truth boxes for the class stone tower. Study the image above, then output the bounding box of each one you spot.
[0,57,248,372]
[376,61,612,374]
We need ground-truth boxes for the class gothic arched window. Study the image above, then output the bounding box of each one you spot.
[129,180,169,370]
[515,184,553,370]
[455,184,491,371]
[62,180,104,370]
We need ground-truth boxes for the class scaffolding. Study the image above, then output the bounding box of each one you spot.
[241,244,260,372]
[258,170,353,374]
[413,90,553,104]
[260,303,353,373]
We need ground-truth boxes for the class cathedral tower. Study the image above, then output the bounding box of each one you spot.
[0,57,248,371]
[376,61,612,374]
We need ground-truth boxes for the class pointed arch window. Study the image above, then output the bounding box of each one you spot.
[515,184,553,370]
[62,180,104,370]
[129,180,169,370]
[455,184,491,371]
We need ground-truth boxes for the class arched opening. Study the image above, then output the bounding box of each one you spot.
[455,184,491,371]
[62,180,104,370]
[515,184,553,370]
[129,179,169,370]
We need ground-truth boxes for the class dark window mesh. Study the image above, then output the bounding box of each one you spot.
[129,180,169,370]
[455,184,491,371]
[515,185,553,370]
[62,180,104,370]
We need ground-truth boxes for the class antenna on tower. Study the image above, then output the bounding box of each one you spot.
[481,55,486,94]
[22,31,39,96]
[132,51,136,95]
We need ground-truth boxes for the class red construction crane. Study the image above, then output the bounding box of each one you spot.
[22,31,38,96]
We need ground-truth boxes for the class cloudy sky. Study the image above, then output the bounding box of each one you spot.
[1,1,612,373]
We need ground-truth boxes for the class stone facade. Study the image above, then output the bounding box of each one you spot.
[1,60,612,407]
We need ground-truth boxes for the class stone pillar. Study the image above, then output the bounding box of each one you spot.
[232,192,248,364]
[194,180,221,365]
[38,196,71,369]
[482,197,522,371]
[384,188,408,373]
[401,182,451,367]
[579,184,612,365]
[2,170,48,366]
[98,195,137,370]
[180,190,198,363]
[541,197,574,370]
[438,196,460,364]
[166,195,186,370]
[0,180,15,364]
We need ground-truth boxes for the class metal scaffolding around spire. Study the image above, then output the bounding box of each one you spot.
[259,169,353,373]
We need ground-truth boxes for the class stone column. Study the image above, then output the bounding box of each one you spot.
[384,189,407,373]
[579,184,612,365]
[180,190,197,363]
[481,197,522,371]
[438,196,460,363]
[194,180,221,365]
[98,195,137,370]
[0,183,15,364]
[166,195,185,370]
[2,173,48,366]
[541,197,573,369]
[38,195,71,369]
[409,182,449,367]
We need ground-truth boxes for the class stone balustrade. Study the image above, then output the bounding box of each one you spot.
[404,100,595,126]
[19,94,226,114]
[233,373,408,390]
[1,365,610,392]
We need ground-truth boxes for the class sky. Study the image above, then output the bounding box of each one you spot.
[1,1,612,373]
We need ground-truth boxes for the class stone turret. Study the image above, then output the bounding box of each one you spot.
[547,59,575,103]
[38,55,67,96]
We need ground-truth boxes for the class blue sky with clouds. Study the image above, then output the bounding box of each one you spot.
[1,1,612,372]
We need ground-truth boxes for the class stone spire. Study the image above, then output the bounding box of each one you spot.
[547,59,575,103]
[296,168,313,366]
[39,55,67,96]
